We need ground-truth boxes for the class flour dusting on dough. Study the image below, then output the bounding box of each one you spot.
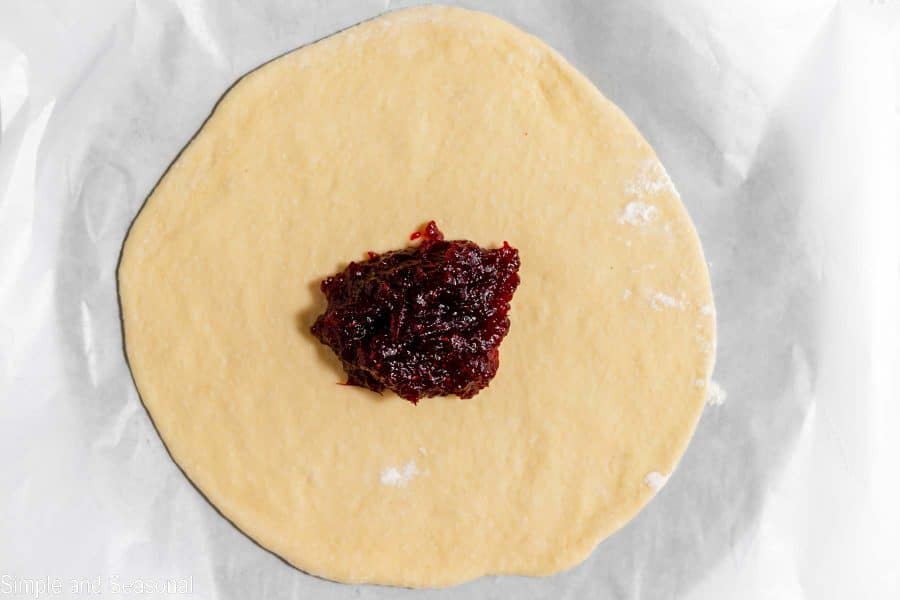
[618,201,659,226]
[707,381,727,406]
[381,460,419,487]
[644,471,669,492]
[625,159,678,199]
[622,288,633,300]
[701,304,715,316]
[650,291,685,311]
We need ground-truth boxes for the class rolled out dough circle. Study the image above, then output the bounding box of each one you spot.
[119,5,715,588]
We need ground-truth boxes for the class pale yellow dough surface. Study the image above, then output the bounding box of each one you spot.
[119,5,715,588]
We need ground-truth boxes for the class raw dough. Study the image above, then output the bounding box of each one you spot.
[119,5,715,588]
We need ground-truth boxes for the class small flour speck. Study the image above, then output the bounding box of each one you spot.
[625,159,678,199]
[701,304,715,316]
[622,289,632,300]
[618,201,659,226]
[707,381,727,406]
[694,378,706,388]
[380,460,418,487]
[650,291,685,311]
[644,471,669,492]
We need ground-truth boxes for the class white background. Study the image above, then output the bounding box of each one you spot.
[1,1,898,598]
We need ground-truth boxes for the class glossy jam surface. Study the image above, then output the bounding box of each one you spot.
[310,222,520,403]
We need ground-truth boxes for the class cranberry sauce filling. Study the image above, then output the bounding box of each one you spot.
[310,221,520,403]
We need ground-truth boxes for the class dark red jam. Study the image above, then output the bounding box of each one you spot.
[310,222,520,403]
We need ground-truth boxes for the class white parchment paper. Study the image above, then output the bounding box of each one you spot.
[2,1,899,598]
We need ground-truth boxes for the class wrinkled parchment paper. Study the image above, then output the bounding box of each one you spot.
[2,1,899,598]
